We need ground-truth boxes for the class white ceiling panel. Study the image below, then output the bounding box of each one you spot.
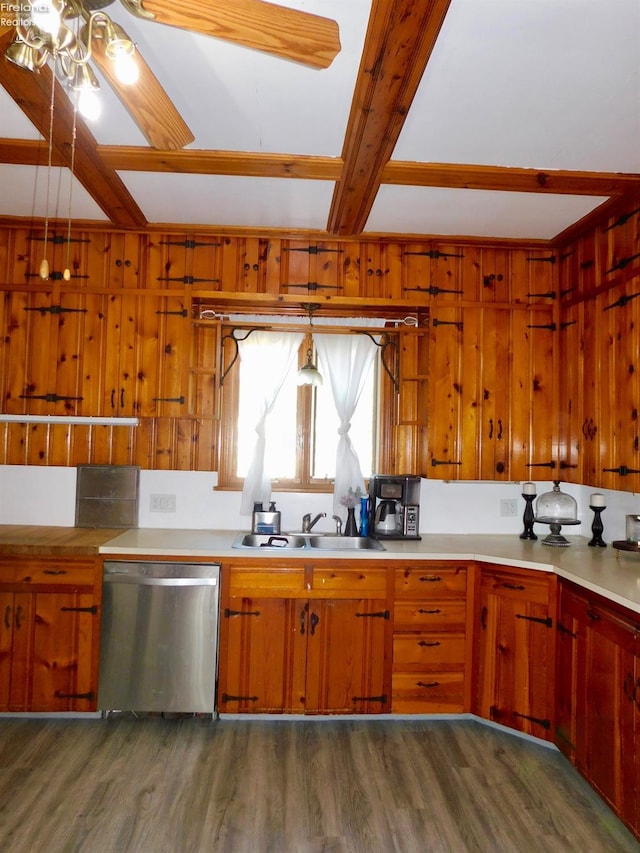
[395,0,640,172]
[0,164,108,221]
[365,185,607,240]
[117,172,336,230]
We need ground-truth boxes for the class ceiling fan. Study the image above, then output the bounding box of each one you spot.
[4,0,341,150]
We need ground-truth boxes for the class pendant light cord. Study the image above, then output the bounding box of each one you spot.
[65,103,78,277]
[42,51,57,278]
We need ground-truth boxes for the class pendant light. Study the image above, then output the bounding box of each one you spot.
[296,303,323,387]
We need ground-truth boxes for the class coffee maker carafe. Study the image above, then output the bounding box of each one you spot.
[374,499,401,534]
[369,475,421,540]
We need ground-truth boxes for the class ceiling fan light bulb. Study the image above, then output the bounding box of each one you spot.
[39,258,50,280]
[77,87,101,121]
[113,50,139,85]
[63,268,71,281]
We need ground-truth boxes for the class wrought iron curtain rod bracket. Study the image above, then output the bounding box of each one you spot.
[358,331,399,392]
[220,328,261,386]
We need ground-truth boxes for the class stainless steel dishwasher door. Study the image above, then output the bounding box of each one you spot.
[98,561,220,714]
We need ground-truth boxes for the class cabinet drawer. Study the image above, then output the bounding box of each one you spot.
[393,634,466,667]
[392,671,464,713]
[228,567,305,596]
[395,565,466,598]
[481,567,551,605]
[0,559,97,588]
[394,600,466,631]
[311,567,387,597]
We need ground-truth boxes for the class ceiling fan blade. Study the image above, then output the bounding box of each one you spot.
[137,0,341,69]
[91,32,195,150]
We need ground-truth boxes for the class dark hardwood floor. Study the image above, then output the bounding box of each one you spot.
[0,716,637,853]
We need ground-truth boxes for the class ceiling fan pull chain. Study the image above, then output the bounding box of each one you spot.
[63,102,78,282]
[40,48,58,282]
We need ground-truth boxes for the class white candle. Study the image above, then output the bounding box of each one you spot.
[590,493,605,507]
[522,482,536,495]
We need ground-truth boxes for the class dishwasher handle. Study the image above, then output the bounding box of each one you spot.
[103,575,218,587]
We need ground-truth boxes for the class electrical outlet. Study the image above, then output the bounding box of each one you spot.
[150,493,176,512]
[500,499,518,517]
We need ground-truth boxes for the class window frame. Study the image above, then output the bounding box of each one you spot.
[217,321,397,493]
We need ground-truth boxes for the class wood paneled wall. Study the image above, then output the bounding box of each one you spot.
[0,224,562,479]
[558,201,640,489]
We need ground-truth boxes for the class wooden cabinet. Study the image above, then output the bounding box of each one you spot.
[217,561,391,715]
[556,580,638,833]
[0,556,101,712]
[474,564,556,741]
[392,562,470,713]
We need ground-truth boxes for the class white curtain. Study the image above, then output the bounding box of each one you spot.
[238,329,303,514]
[314,329,379,519]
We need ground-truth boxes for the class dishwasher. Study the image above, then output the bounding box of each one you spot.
[98,561,221,715]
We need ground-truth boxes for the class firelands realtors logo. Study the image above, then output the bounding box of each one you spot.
[1,2,36,28]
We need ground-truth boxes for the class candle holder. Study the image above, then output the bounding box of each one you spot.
[588,503,607,547]
[520,493,537,540]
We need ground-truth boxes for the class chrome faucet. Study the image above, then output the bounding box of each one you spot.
[302,512,326,533]
[332,514,343,536]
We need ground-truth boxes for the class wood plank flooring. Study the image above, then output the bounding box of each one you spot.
[0,716,637,853]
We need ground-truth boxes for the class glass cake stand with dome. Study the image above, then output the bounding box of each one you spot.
[534,481,580,546]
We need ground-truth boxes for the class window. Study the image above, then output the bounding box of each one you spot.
[219,328,385,492]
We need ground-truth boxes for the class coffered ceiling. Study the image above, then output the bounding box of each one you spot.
[0,0,638,243]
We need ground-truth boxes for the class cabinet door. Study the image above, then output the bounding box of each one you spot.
[476,568,555,740]
[304,598,389,714]
[0,592,34,711]
[218,597,307,714]
[31,591,98,712]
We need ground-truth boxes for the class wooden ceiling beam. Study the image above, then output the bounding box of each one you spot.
[0,30,147,228]
[327,0,452,236]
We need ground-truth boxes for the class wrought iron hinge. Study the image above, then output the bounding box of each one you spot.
[352,694,387,703]
[405,285,463,296]
[557,622,577,639]
[155,308,188,317]
[159,239,221,249]
[283,246,343,255]
[24,305,87,315]
[604,207,640,232]
[60,605,98,614]
[284,282,342,291]
[152,396,185,404]
[25,272,89,282]
[526,461,556,469]
[560,320,577,330]
[559,461,577,469]
[605,253,640,275]
[512,712,551,730]
[404,249,464,260]
[560,286,576,297]
[31,234,90,245]
[19,393,84,403]
[580,259,594,269]
[526,255,556,264]
[156,276,220,285]
[604,291,640,311]
[221,693,258,703]
[526,322,556,330]
[602,465,640,476]
[516,613,553,628]
[355,610,390,619]
[431,318,463,330]
[431,458,462,467]
[526,291,556,300]
[224,608,261,617]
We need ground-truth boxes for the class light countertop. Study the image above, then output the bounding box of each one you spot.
[99,528,640,615]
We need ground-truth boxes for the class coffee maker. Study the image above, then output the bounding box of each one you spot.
[369,475,421,540]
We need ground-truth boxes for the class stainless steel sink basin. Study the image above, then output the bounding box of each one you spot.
[232,533,307,549]
[307,536,385,551]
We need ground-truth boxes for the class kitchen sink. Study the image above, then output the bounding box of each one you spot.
[232,533,385,551]
[233,533,307,549]
[307,536,385,551]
